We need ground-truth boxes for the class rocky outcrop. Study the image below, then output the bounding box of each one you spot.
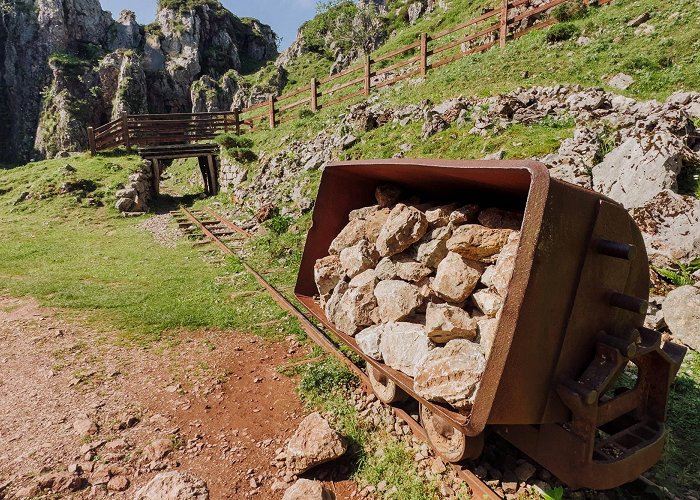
[0,0,278,163]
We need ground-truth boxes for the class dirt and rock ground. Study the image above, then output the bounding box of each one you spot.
[0,295,356,499]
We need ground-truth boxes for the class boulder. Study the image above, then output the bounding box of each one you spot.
[433,252,484,303]
[324,281,349,321]
[285,413,347,475]
[415,226,452,268]
[375,257,398,280]
[472,289,504,318]
[663,285,700,351]
[339,240,379,278]
[393,256,433,283]
[376,204,429,257]
[330,276,377,335]
[447,224,513,261]
[592,134,686,209]
[425,302,479,343]
[375,184,402,208]
[329,218,367,254]
[414,339,486,408]
[477,208,523,230]
[477,317,499,354]
[374,280,423,322]
[608,73,634,90]
[631,190,700,267]
[314,255,344,303]
[134,471,209,500]
[379,322,434,377]
[356,324,384,360]
[364,208,391,243]
[450,204,481,226]
[425,204,458,228]
[491,233,520,297]
[283,479,334,500]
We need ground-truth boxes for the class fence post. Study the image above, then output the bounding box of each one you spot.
[420,33,428,76]
[223,113,228,133]
[234,109,241,135]
[268,96,276,129]
[500,0,509,47]
[310,78,318,113]
[87,127,96,156]
[121,112,132,152]
[364,55,371,96]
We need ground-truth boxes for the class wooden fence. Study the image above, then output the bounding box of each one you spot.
[89,0,611,153]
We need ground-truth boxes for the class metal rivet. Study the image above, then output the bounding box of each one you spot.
[597,239,636,260]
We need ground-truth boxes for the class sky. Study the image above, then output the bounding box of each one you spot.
[101,0,318,50]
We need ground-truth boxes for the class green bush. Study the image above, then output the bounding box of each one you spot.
[551,0,588,22]
[545,23,580,43]
[214,133,253,150]
[298,357,357,403]
[298,108,314,119]
[264,214,293,235]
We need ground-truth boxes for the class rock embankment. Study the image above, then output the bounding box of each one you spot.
[314,184,522,409]
[115,159,155,213]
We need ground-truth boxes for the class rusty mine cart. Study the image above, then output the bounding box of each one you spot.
[294,159,687,490]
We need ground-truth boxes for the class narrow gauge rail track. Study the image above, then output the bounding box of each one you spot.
[174,206,501,500]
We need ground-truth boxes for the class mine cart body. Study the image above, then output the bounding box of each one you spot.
[294,159,686,489]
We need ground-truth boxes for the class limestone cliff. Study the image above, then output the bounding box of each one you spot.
[0,0,277,164]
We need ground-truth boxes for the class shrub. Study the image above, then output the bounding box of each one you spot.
[264,214,293,235]
[551,0,588,22]
[298,108,314,119]
[545,23,580,43]
[214,133,256,162]
[214,133,253,150]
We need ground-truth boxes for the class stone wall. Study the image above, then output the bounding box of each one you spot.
[218,156,249,193]
[115,159,155,213]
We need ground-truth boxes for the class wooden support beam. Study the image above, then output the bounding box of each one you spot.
[87,127,96,156]
[500,0,509,47]
[121,112,132,152]
[234,109,241,135]
[268,96,276,129]
[152,158,160,196]
[310,78,318,113]
[420,33,428,76]
[364,55,372,96]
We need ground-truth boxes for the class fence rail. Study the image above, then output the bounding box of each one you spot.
[89,0,610,153]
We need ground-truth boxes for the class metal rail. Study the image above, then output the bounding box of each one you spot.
[175,206,502,499]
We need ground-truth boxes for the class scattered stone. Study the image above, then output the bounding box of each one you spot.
[72,419,98,437]
[425,302,479,343]
[282,479,333,500]
[364,208,392,243]
[414,339,486,408]
[329,274,377,335]
[376,204,429,257]
[515,461,537,482]
[285,413,347,475]
[379,322,434,377]
[393,256,433,283]
[608,72,634,90]
[107,476,130,492]
[134,471,209,500]
[143,437,173,462]
[432,252,484,303]
[663,286,700,351]
[627,12,650,27]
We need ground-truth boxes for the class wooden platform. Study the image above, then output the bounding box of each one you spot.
[138,144,221,196]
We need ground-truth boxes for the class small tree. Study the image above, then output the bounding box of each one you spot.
[321,0,386,56]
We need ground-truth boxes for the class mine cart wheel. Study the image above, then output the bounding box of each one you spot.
[420,403,484,463]
[368,365,410,404]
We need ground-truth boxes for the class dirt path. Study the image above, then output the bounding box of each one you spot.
[0,296,356,499]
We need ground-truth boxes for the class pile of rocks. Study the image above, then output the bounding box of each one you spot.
[314,184,522,410]
[114,159,155,213]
